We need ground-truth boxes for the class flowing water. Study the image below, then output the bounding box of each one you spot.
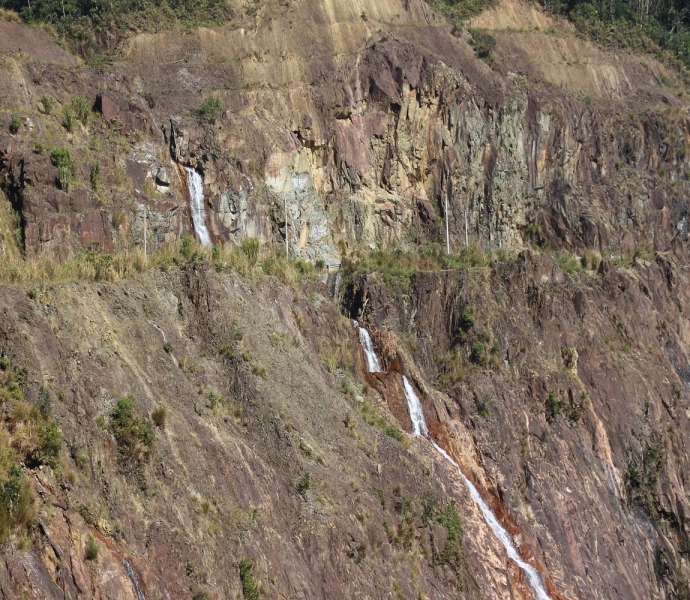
[353,321,383,372]
[185,167,212,246]
[401,379,551,600]
[121,558,146,600]
[354,322,551,599]
[402,376,428,436]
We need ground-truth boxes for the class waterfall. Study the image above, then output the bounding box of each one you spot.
[121,558,146,600]
[353,321,383,373]
[184,167,212,246]
[402,376,428,436]
[401,381,551,600]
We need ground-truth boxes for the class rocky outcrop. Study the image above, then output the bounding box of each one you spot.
[347,248,690,598]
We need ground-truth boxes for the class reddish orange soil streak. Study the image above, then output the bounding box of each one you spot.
[432,420,567,600]
[352,328,565,600]
[89,528,150,599]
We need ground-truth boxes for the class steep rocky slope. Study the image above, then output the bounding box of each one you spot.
[0,265,495,599]
[1,0,690,598]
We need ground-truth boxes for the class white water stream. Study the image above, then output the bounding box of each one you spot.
[121,558,146,600]
[354,322,551,600]
[185,167,212,246]
[353,320,382,372]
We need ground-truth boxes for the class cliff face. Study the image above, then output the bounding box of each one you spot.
[1,0,689,262]
[2,0,690,598]
[347,248,690,599]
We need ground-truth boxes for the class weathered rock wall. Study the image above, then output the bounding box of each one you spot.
[2,0,689,262]
[347,247,690,598]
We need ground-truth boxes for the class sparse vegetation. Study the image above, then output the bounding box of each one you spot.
[238,558,263,599]
[297,472,312,495]
[344,244,504,291]
[9,116,21,134]
[193,96,223,123]
[469,29,496,60]
[546,389,561,422]
[50,146,74,191]
[109,394,155,489]
[151,405,167,428]
[1,0,233,50]
[539,0,690,72]
[84,534,99,560]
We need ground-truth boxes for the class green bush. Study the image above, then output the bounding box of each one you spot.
[109,395,155,488]
[459,305,475,333]
[50,146,74,191]
[476,395,489,419]
[238,558,262,599]
[9,116,21,134]
[39,95,55,115]
[470,342,485,364]
[84,534,99,560]
[546,389,561,422]
[469,29,496,59]
[384,424,404,442]
[69,96,91,125]
[192,96,223,123]
[90,163,100,190]
[0,464,35,541]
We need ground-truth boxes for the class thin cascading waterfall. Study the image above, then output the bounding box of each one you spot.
[401,379,551,600]
[121,558,146,600]
[352,322,551,598]
[402,376,427,436]
[184,167,212,246]
[353,321,382,373]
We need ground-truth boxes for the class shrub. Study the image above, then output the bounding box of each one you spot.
[207,391,223,410]
[469,29,496,59]
[163,341,174,354]
[476,395,489,419]
[32,421,61,468]
[240,237,261,268]
[0,464,35,541]
[109,395,155,488]
[9,116,21,134]
[84,534,99,560]
[181,235,197,260]
[546,390,561,422]
[556,252,581,275]
[40,95,55,115]
[238,558,262,600]
[384,424,404,442]
[297,472,311,495]
[90,163,100,190]
[62,108,76,133]
[69,96,91,125]
[470,342,485,364]
[346,540,367,564]
[50,147,74,191]
[151,405,167,428]
[38,386,51,417]
[459,305,475,333]
[192,97,223,123]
